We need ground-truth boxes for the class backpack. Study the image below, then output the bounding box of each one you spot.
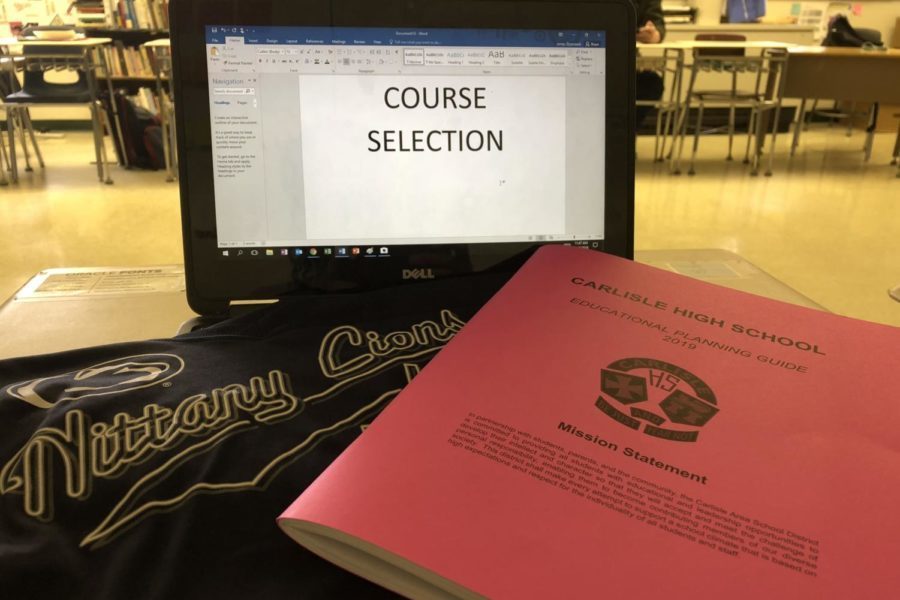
[822,15,883,48]
[113,92,165,170]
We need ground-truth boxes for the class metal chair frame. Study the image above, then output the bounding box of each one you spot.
[791,99,879,161]
[892,114,900,178]
[1,54,43,186]
[4,45,115,184]
[672,48,788,177]
[636,48,684,163]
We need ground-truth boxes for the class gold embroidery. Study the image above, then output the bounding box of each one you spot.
[319,310,464,379]
[1,371,298,521]
[1,310,466,548]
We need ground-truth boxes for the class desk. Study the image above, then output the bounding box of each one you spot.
[784,47,900,161]
[0,55,25,185]
[648,40,794,176]
[0,252,823,360]
[665,24,815,45]
[0,266,196,360]
[0,37,118,183]
[637,42,689,162]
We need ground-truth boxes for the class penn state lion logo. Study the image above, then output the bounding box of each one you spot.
[596,357,719,443]
[4,354,185,409]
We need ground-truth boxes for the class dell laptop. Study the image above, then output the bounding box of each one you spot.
[171,0,636,316]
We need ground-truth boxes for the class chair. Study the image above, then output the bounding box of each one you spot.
[636,49,682,163]
[0,103,10,186]
[4,44,113,184]
[892,113,899,178]
[0,53,44,186]
[672,35,787,176]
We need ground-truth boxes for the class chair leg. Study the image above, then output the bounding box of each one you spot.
[791,98,807,157]
[727,104,736,161]
[0,124,9,186]
[725,71,737,161]
[751,106,767,176]
[0,116,9,171]
[89,104,103,182]
[89,102,113,184]
[652,107,664,162]
[863,103,877,162]
[895,126,900,176]
[673,101,691,175]
[7,112,18,183]
[845,102,854,137]
[743,108,756,165]
[672,65,699,176]
[804,99,817,131]
[688,101,705,176]
[659,106,674,163]
[891,120,900,172]
[766,102,784,177]
[14,110,33,173]
[94,100,113,185]
[22,109,44,169]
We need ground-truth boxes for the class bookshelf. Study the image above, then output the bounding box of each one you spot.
[0,0,172,170]
[78,26,169,167]
[95,0,169,31]
[76,1,170,113]
[70,1,110,27]
[77,2,171,167]
[87,28,168,82]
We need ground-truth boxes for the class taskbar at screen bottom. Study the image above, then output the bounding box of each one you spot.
[217,239,603,260]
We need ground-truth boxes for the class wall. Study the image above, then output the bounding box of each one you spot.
[691,0,899,45]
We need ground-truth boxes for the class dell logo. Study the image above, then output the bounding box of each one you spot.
[402,268,436,280]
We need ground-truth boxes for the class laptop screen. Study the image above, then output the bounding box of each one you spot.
[204,26,606,258]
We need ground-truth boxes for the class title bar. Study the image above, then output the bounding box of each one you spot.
[206,26,605,48]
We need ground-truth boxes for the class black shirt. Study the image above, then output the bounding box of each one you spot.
[0,274,508,599]
[634,0,667,41]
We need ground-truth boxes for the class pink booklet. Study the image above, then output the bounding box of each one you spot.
[279,245,900,599]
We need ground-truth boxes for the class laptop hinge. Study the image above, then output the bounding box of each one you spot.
[176,300,278,335]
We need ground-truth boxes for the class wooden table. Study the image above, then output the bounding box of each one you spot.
[783,47,900,161]
[784,47,900,104]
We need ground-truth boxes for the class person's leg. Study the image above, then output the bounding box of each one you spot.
[635,70,664,126]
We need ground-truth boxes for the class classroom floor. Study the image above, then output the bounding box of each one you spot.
[1,128,898,330]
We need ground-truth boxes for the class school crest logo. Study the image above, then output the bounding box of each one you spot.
[596,357,718,443]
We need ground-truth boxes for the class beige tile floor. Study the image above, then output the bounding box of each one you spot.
[1,128,898,329]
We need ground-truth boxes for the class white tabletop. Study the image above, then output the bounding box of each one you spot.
[143,38,171,48]
[0,36,112,47]
[638,41,694,50]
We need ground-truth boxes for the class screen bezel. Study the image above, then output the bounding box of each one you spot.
[172,0,635,316]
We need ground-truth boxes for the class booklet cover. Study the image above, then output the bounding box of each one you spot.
[279,245,900,599]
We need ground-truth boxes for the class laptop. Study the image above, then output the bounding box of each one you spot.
[171,0,636,317]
